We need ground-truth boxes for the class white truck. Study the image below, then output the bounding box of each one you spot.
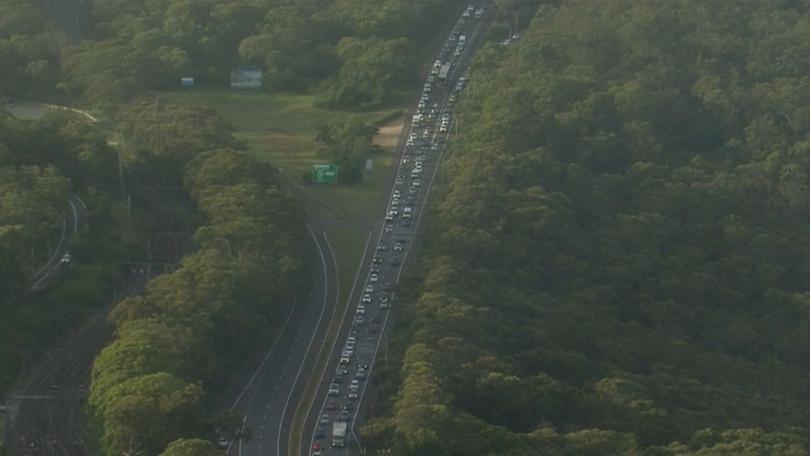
[332,421,348,448]
[438,63,451,81]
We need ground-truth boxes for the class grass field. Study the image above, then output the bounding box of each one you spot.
[161,90,403,223]
[161,89,406,456]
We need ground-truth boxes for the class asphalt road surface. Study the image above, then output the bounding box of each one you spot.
[30,194,87,291]
[300,3,493,455]
[227,224,338,456]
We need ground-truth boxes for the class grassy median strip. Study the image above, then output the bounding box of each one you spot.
[288,229,372,456]
[161,89,402,455]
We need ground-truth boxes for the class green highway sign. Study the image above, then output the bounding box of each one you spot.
[312,164,338,184]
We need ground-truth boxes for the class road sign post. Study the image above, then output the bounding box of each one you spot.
[311,164,338,184]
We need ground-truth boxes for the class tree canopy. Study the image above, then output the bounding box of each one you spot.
[364,0,810,454]
[2,0,466,108]
[89,104,308,454]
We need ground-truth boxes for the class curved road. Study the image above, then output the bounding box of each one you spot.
[30,194,87,290]
[227,224,338,456]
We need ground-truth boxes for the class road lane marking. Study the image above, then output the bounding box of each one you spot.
[277,225,332,456]
[348,11,491,450]
[230,300,297,410]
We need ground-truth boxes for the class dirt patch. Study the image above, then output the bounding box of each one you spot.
[372,117,405,151]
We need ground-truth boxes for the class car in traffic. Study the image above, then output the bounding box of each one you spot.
[328,383,340,396]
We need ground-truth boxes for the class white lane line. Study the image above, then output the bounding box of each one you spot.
[304,230,371,456]
[68,199,78,234]
[31,215,66,281]
[230,298,296,410]
[276,225,332,456]
[351,10,489,449]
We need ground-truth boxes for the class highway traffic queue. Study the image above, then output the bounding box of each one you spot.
[308,3,489,455]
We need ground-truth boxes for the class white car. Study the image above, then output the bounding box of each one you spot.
[362,293,372,304]
[370,273,379,282]
[365,284,374,293]
[60,252,72,264]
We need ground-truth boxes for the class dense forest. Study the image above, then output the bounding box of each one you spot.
[0,111,121,394]
[363,0,810,454]
[85,101,309,455]
[1,0,465,108]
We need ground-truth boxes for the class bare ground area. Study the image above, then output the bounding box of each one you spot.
[373,117,405,150]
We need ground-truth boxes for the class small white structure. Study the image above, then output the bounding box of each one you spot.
[181,77,194,87]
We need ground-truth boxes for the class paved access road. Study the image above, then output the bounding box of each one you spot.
[227,224,338,456]
[30,195,87,290]
[301,3,493,455]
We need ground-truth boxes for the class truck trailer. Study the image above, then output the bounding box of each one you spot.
[438,63,451,81]
[332,421,348,448]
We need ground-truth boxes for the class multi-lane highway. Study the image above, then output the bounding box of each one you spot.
[301,3,492,455]
[226,225,338,456]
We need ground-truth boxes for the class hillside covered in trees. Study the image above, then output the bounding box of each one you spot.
[0,112,121,394]
[2,0,466,108]
[363,1,810,454]
[85,101,309,454]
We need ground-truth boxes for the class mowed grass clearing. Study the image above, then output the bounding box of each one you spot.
[160,89,403,222]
